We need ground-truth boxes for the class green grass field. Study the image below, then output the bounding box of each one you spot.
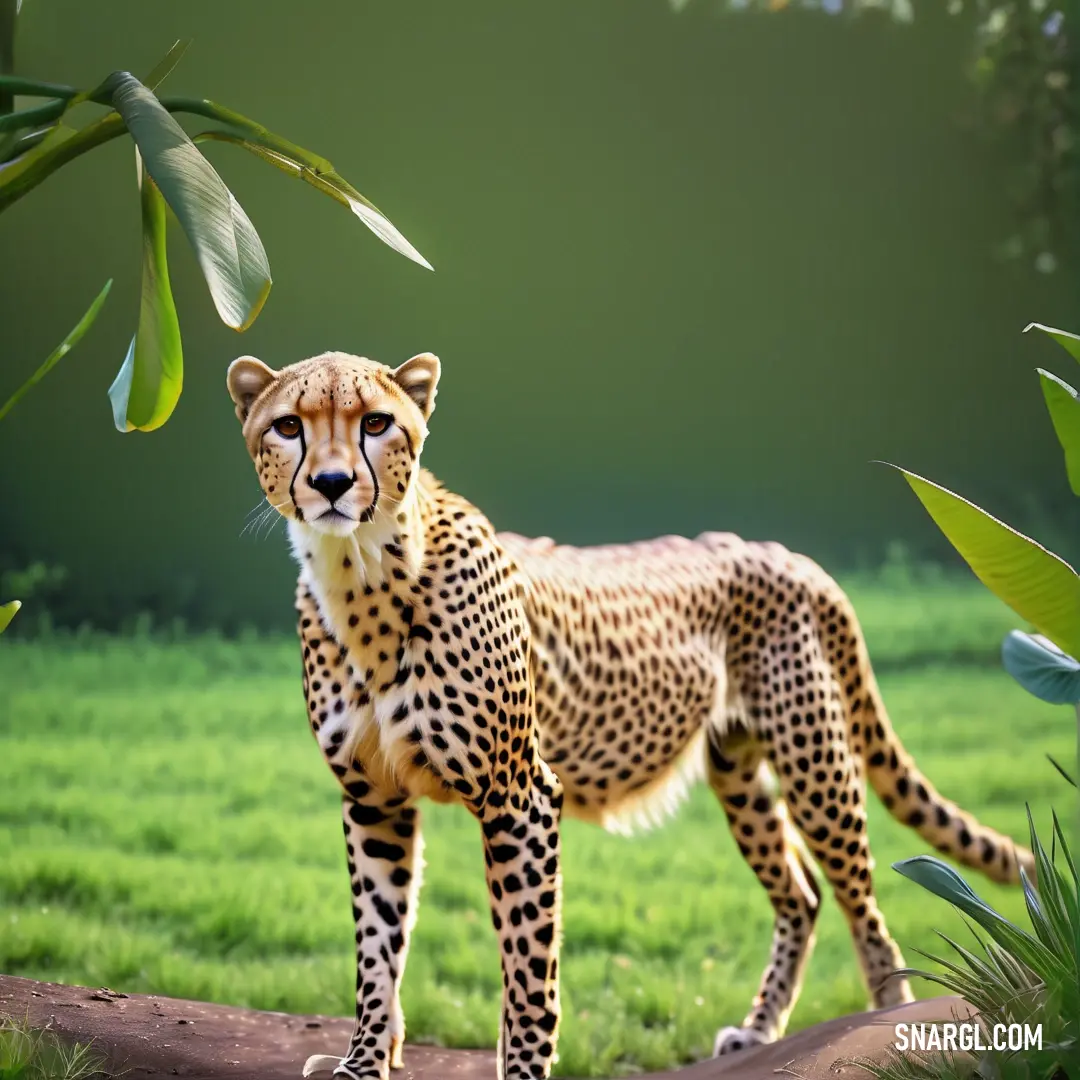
[0,581,1075,1077]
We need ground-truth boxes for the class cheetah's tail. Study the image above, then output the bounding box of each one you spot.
[856,657,1034,886]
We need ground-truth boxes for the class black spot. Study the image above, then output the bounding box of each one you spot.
[490,843,519,864]
[362,838,406,862]
[349,803,389,827]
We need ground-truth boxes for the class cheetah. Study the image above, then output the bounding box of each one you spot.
[226,349,1034,1080]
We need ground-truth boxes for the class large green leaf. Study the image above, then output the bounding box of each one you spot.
[1026,321,1080,365]
[0,279,112,422]
[108,153,182,432]
[193,128,432,270]
[1039,368,1080,496]
[0,600,19,635]
[893,466,1080,657]
[102,72,271,330]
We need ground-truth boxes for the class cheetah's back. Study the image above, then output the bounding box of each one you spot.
[499,530,816,829]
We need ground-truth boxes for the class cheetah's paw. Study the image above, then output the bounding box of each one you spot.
[713,1026,771,1057]
[302,1054,340,1078]
[301,1055,374,1080]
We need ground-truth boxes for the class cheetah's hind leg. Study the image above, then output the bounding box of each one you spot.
[705,731,822,1057]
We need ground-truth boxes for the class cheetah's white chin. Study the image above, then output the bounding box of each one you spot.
[309,510,362,537]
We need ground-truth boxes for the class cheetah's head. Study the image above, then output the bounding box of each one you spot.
[226,350,439,537]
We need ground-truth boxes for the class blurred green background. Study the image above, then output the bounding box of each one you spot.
[2,4,1078,1075]
[2,0,1077,631]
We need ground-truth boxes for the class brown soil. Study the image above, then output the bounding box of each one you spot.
[0,975,973,1080]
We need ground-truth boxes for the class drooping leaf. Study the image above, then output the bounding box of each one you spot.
[193,129,432,270]
[108,152,182,432]
[0,599,20,634]
[1002,630,1080,705]
[1025,321,1080,366]
[0,279,112,422]
[1039,368,1080,496]
[102,72,271,330]
[890,466,1080,658]
[303,165,433,272]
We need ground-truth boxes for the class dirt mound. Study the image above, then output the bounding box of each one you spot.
[0,974,972,1080]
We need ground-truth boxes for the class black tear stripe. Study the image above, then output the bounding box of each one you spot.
[358,429,380,523]
[287,426,308,524]
[401,427,415,459]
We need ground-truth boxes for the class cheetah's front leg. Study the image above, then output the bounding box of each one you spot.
[478,762,564,1080]
[308,794,424,1080]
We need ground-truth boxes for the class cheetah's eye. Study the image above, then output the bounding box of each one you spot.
[362,413,391,437]
[272,415,302,439]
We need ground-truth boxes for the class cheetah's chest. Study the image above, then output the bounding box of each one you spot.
[296,529,514,805]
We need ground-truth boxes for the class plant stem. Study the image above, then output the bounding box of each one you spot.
[0,92,344,213]
[0,97,66,134]
[158,97,337,173]
[0,0,15,117]
[0,75,80,99]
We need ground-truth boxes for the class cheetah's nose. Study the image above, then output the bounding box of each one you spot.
[309,471,355,504]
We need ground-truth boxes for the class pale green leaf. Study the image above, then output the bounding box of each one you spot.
[1001,630,1080,705]
[142,39,192,92]
[102,72,271,330]
[1025,321,1080,365]
[893,466,1080,658]
[0,279,112,422]
[0,600,20,635]
[1039,368,1080,496]
[108,153,182,432]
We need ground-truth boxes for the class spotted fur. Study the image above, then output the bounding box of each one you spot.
[227,350,1034,1078]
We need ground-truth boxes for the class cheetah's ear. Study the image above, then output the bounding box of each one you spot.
[392,353,440,421]
[227,356,277,423]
